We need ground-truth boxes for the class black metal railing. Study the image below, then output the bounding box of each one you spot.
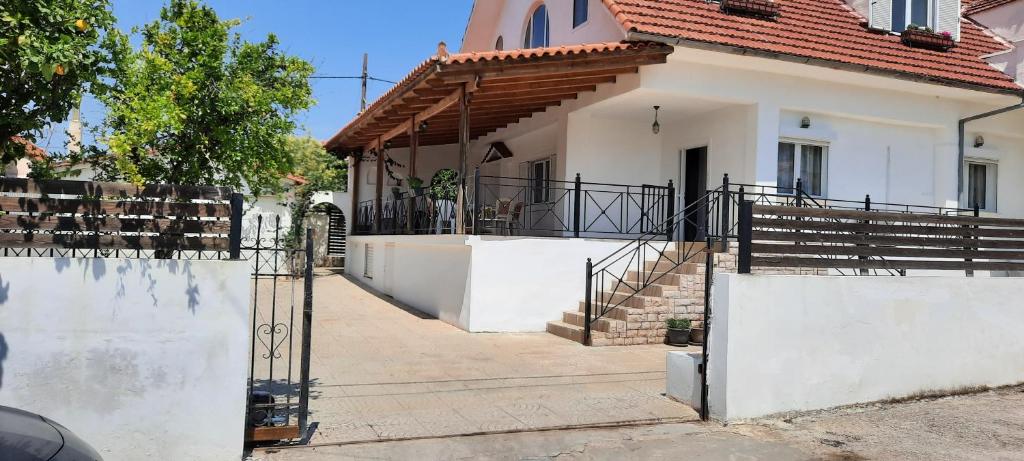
[584,174,978,345]
[471,171,674,239]
[354,170,675,240]
[354,190,458,236]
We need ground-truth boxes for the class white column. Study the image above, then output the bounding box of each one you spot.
[750,103,781,188]
[933,125,962,209]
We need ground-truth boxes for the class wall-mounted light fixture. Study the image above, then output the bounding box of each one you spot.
[800,116,811,129]
[974,135,985,148]
[383,140,392,150]
[652,106,661,135]
[418,120,429,133]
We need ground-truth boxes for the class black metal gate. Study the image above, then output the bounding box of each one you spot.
[244,215,314,442]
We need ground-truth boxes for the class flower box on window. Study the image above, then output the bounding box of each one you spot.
[901,27,955,52]
[720,0,780,19]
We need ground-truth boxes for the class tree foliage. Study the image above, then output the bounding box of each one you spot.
[285,135,347,247]
[88,0,314,195]
[0,0,115,164]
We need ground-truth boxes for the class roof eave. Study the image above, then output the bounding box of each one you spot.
[628,31,1024,98]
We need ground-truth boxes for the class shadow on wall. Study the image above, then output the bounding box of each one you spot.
[0,275,7,389]
[49,257,203,316]
[0,333,7,389]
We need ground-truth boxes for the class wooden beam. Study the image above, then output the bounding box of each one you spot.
[374,140,384,234]
[365,86,465,151]
[477,75,616,92]
[751,255,1024,272]
[350,154,360,230]
[752,230,1024,250]
[751,243,1024,261]
[456,83,470,234]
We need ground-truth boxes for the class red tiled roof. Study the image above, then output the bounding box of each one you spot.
[9,136,47,161]
[601,0,1021,93]
[965,0,1019,15]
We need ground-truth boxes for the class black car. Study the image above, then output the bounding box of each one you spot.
[0,406,102,461]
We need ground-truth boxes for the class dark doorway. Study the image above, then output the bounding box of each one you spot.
[682,146,708,241]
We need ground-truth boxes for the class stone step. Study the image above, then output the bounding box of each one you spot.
[577,302,633,321]
[593,290,665,309]
[546,320,585,344]
[546,320,618,346]
[562,311,626,333]
[643,260,701,274]
[625,271,683,286]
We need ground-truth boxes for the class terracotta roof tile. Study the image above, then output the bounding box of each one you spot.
[964,0,1019,15]
[9,136,47,161]
[601,0,1020,92]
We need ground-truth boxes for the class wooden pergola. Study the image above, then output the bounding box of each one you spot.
[324,41,674,233]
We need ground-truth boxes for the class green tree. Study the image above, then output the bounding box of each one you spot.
[89,0,314,195]
[0,0,115,164]
[285,135,347,246]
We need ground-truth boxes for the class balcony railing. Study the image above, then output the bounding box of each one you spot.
[354,170,676,240]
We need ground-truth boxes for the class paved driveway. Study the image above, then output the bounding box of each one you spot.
[302,272,698,444]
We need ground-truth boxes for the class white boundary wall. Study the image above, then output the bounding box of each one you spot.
[704,274,1024,421]
[347,235,633,332]
[0,257,251,461]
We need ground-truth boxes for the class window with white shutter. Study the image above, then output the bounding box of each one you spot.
[935,0,961,41]
[870,0,960,40]
[870,0,893,31]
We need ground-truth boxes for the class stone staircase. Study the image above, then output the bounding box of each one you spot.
[547,242,732,346]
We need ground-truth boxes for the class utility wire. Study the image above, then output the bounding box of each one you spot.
[309,75,397,84]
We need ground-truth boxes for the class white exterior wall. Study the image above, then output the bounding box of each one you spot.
[347,235,633,332]
[462,0,624,53]
[0,257,251,461]
[706,274,1024,421]
[973,3,1024,84]
[2,158,31,178]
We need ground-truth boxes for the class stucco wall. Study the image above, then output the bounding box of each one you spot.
[0,257,251,461]
[462,0,625,53]
[705,273,1024,421]
[347,235,634,332]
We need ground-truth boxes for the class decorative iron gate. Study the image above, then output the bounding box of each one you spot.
[244,215,314,442]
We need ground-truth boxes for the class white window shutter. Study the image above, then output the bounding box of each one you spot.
[935,0,962,41]
[869,0,893,31]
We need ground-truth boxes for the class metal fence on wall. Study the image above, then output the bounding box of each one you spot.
[0,177,242,259]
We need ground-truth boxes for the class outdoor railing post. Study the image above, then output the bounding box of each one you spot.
[795,178,804,207]
[967,204,980,277]
[665,179,675,242]
[738,200,753,274]
[720,174,731,250]
[297,226,314,436]
[584,258,593,346]
[861,194,871,276]
[473,167,481,236]
[573,173,582,238]
[228,192,243,259]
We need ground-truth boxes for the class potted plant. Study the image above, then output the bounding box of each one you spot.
[666,318,691,346]
[901,24,955,51]
[689,321,704,345]
[408,176,425,196]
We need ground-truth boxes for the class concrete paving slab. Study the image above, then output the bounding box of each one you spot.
[289,273,699,445]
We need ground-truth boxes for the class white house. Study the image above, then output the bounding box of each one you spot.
[327,0,1024,343]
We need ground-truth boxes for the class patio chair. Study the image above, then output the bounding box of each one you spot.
[494,198,513,235]
[506,202,524,235]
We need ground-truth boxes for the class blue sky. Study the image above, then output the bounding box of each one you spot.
[41,0,474,153]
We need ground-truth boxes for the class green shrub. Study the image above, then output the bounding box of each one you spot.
[666,318,691,330]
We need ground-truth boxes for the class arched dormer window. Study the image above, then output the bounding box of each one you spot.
[495,36,504,51]
[523,4,550,48]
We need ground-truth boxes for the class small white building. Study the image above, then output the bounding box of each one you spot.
[326,0,1024,340]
